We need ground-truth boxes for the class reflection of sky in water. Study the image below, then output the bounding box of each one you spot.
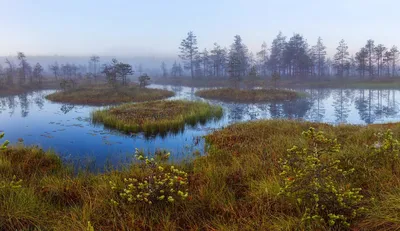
[1,85,400,169]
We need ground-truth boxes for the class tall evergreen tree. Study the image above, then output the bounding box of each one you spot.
[161,62,168,78]
[200,48,211,77]
[312,37,327,79]
[210,43,227,77]
[390,46,399,77]
[17,52,29,84]
[257,41,268,76]
[355,47,368,78]
[283,34,312,79]
[268,32,286,74]
[365,40,375,78]
[32,63,44,84]
[374,44,386,78]
[179,31,199,79]
[227,35,249,81]
[334,39,350,78]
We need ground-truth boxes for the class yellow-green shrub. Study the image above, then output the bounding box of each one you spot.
[110,149,189,206]
[279,127,364,229]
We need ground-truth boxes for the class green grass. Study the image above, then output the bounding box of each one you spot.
[91,100,223,136]
[195,88,304,103]
[45,84,175,105]
[3,121,400,230]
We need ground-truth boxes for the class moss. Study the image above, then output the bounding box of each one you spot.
[46,84,174,105]
[195,88,304,103]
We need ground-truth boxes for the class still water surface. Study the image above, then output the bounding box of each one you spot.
[1,85,399,168]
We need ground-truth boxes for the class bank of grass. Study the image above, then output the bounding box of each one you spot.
[195,88,305,103]
[92,100,223,136]
[45,84,174,106]
[155,76,400,90]
[3,121,400,230]
[0,79,61,97]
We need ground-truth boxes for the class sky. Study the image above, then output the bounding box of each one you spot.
[0,0,399,58]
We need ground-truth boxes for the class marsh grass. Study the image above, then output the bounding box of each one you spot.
[3,121,400,230]
[91,100,223,137]
[195,88,305,103]
[155,76,400,89]
[0,79,62,97]
[45,84,174,105]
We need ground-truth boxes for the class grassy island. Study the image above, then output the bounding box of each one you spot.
[195,88,304,103]
[91,100,223,136]
[3,120,400,230]
[45,85,174,106]
[0,80,61,97]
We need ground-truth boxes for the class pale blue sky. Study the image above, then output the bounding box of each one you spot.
[0,0,398,57]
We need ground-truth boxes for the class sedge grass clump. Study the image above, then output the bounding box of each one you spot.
[92,100,223,136]
[110,149,189,206]
[279,127,364,229]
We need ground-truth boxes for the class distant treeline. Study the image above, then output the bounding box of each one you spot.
[164,31,399,80]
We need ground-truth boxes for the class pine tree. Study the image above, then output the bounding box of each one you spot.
[334,39,350,78]
[390,46,399,77]
[228,35,249,81]
[257,41,268,76]
[355,47,368,78]
[210,43,226,77]
[179,31,199,79]
[268,32,286,74]
[312,37,327,79]
[365,40,375,78]
[374,44,387,78]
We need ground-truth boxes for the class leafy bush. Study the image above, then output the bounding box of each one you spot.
[110,149,189,206]
[279,127,364,229]
[0,133,9,150]
[370,129,400,174]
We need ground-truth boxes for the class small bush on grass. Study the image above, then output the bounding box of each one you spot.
[370,129,400,174]
[279,127,364,229]
[110,149,189,206]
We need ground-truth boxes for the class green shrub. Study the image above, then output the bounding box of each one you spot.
[0,175,22,189]
[0,133,9,150]
[279,127,364,229]
[370,129,400,174]
[110,149,189,206]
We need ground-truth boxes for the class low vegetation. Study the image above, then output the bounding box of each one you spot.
[4,120,400,230]
[195,88,304,103]
[0,79,61,97]
[45,84,174,106]
[91,100,223,136]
